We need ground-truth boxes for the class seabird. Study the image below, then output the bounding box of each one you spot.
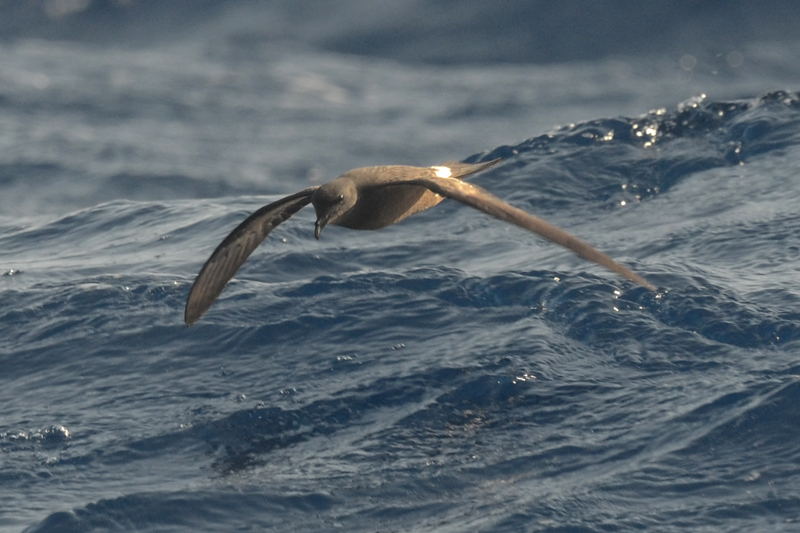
[184,158,656,325]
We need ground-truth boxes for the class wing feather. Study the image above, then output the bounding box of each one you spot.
[396,174,657,292]
[184,187,317,325]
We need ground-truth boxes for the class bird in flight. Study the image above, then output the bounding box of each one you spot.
[184,158,656,325]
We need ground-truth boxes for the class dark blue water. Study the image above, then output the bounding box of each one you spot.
[2,3,800,532]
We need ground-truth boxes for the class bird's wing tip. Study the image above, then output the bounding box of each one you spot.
[184,299,205,326]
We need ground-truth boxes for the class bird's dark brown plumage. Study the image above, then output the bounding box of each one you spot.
[184,158,656,325]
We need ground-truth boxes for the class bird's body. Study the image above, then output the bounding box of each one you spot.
[311,164,472,232]
[331,185,436,229]
[185,159,656,325]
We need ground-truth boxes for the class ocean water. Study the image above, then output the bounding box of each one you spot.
[3,3,800,532]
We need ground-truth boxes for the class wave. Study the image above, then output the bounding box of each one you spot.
[5,90,800,532]
[3,1,800,65]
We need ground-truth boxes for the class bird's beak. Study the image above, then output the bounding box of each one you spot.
[315,207,339,239]
[314,218,326,240]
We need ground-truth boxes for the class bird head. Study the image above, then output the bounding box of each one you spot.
[311,179,357,239]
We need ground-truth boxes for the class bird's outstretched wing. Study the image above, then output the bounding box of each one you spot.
[392,171,657,292]
[185,187,318,325]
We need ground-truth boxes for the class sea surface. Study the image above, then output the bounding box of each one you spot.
[2,2,800,532]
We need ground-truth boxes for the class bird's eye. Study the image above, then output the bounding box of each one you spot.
[337,194,344,201]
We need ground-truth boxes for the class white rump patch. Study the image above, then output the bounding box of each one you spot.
[432,166,452,178]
